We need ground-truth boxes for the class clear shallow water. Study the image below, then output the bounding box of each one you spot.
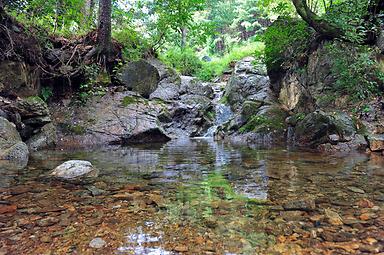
[1,139,384,254]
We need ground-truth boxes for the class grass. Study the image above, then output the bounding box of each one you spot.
[197,42,265,81]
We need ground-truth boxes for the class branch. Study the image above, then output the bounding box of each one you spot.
[291,0,344,39]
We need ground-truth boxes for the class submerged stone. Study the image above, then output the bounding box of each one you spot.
[50,160,98,180]
[89,237,106,249]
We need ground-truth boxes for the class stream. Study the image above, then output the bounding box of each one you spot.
[0,139,384,254]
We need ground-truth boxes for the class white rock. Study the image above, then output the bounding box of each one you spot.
[89,237,106,249]
[50,160,98,179]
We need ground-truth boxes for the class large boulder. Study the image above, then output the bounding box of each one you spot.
[149,59,182,101]
[223,58,272,113]
[179,76,214,99]
[15,96,50,119]
[295,111,357,147]
[120,60,160,98]
[0,61,40,97]
[51,91,171,147]
[26,123,57,151]
[50,160,98,180]
[0,117,29,167]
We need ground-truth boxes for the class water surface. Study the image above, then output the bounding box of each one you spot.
[0,139,383,254]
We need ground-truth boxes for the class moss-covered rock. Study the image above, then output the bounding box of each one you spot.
[295,111,357,147]
[241,100,263,122]
[239,106,287,134]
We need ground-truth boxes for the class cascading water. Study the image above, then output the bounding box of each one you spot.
[204,83,233,137]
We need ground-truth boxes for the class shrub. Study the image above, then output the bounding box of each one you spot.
[160,47,202,76]
[197,42,264,81]
[113,26,150,61]
[326,42,383,101]
[263,17,310,72]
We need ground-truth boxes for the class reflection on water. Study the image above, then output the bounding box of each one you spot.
[117,225,172,255]
[2,138,384,254]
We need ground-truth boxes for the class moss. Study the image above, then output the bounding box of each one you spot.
[61,124,87,135]
[205,110,216,122]
[26,96,45,104]
[239,108,287,134]
[121,96,141,107]
[219,95,228,104]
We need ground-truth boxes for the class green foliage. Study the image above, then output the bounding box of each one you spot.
[324,0,371,43]
[113,26,150,61]
[10,0,92,36]
[40,87,53,102]
[77,64,109,104]
[326,42,382,101]
[263,17,310,72]
[197,42,264,81]
[160,47,202,76]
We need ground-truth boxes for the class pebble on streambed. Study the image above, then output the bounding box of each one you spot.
[89,237,107,249]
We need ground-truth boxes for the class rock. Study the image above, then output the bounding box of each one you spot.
[0,142,29,164]
[0,117,29,166]
[324,208,343,226]
[119,60,160,98]
[86,186,106,196]
[37,217,60,227]
[50,160,98,180]
[368,135,384,151]
[180,76,214,99]
[356,199,374,208]
[150,81,180,101]
[51,91,172,147]
[241,100,263,121]
[15,96,50,119]
[174,245,189,252]
[295,111,357,147]
[123,125,171,144]
[89,238,106,249]
[282,198,316,211]
[0,61,40,97]
[278,73,315,113]
[26,123,57,151]
[347,186,365,194]
[225,73,271,110]
[40,236,52,243]
[235,56,266,75]
[150,61,181,101]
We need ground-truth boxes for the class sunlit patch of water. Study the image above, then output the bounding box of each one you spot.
[117,226,173,255]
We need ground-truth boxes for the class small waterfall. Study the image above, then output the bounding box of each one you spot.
[204,83,233,137]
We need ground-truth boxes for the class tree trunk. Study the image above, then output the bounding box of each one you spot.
[291,0,343,39]
[97,0,112,66]
[82,0,95,25]
[181,27,187,49]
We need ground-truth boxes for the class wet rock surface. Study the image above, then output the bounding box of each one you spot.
[50,160,99,180]
[0,139,383,255]
[50,64,214,147]
[0,117,29,167]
